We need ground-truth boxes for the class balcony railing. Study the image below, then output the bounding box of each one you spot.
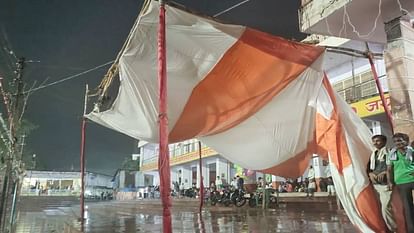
[142,141,207,165]
[141,143,218,171]
[334,75,387,103]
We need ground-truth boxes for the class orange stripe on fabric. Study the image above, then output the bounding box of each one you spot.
[321,75,385,232]
[169,30,324,142]
[320,75,352,172]
[315,113,334,161]
[261,139,316,178]
[241,28,324,66]
[355,186,387,233]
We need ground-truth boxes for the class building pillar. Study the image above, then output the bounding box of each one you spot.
[119,171,125,189]
[226,161,231,184]
[215,158,220,181]
[384,18,414,139]
[182,167,190,189]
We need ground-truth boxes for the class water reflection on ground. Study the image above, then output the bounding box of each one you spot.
[15,199,355,233]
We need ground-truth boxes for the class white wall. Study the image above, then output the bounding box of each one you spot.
[119,171,125,189]
[85,173,112,188]
[217,158,229,183]
[135,172,144,187]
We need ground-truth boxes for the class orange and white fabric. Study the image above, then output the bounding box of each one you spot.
[86,1,386,232]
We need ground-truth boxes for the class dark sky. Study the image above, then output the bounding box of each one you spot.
[0,0,305,175]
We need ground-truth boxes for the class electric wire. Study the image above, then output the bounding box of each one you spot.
[213,0,250,17]
[24,60,114,94]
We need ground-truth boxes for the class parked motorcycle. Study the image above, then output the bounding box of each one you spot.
[210,189,232,206]
[184,187,197,198]
[248,189,277,207]
[230,189,247,207]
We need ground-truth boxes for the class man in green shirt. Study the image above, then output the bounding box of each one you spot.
[387,133,414,233]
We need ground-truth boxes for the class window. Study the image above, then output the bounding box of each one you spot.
[360,72,373,83]
[343,78,354,89]
[336,90,346,101]
[361,81,377,97]
[192,167,197,185]
[190,142,196,152]
[353,85,361,100]
[344,89,353,102]
[333,82,343,92]
[183,144,190,154]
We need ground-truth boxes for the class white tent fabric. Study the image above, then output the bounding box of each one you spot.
[87,2,245,142]
[86,1,387,232]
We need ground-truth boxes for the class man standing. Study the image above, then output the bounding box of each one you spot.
[306,165,316,196]
[387,133,414,233]
[368,135,396,231]
[215,176,223,191]
[230,177,237,190]
[307,165,315,181]
[236,175,244,191]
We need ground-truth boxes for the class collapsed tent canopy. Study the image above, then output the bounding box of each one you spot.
[86,1,385,232]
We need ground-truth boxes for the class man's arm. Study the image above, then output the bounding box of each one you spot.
[376,171,387,182]
[387,165,394,191]
[368,172,377,183]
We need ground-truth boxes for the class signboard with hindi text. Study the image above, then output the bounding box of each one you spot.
[350,93,390,118]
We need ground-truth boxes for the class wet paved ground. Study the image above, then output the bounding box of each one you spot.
[13,197,355,233]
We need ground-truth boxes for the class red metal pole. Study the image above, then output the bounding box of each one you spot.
[157,1,172,232]
[198,141,204,213]
[367,53,394,134]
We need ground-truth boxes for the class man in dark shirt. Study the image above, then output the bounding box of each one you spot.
[368,135,396,232]
[236,175,244,191]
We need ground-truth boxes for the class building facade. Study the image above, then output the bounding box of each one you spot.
[299,0,414,139]
[139,139,321,190]
[140,140,235,190]
[21,170,113,196]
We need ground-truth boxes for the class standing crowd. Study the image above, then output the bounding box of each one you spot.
[368,133,414,232]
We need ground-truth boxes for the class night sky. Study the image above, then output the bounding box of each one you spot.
[0,0,305,175]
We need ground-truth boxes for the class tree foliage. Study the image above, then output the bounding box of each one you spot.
[0,118,37,168]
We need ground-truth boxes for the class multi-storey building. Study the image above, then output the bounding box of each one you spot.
[139,140,237,190]
[299,0,414,138]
